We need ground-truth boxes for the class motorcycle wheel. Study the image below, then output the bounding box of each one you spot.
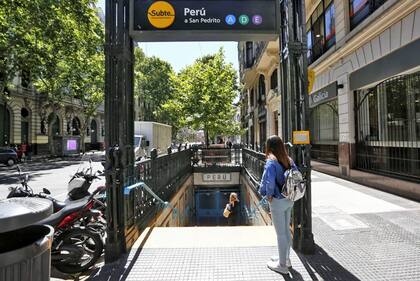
[53,228,103,274]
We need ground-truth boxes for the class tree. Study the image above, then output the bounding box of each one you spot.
[134,48,175,124]
[0,0,105,152]
[163,49,241,145]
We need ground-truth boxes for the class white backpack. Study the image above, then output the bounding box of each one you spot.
[280,168,306,201]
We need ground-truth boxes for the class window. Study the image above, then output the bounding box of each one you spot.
[355,71,420,180]
[307,30,313,60]
[324,4,335,48]
[349,0,388,30]
[307,0,336,64]
[273,111,279,136]
[310,100,339,143]
[310,99,339,164]
[245,42,253,68]
[258,75,265,104]
[270,69,278,91]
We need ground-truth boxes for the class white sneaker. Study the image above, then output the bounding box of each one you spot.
[270,256,292,268]
[267,260,289,274]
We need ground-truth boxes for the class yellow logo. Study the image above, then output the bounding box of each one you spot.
[147,1,175,29]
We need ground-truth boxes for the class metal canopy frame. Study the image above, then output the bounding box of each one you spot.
[105,0,314,262]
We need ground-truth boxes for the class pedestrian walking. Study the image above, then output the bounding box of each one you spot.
[259,135,297,275]
[226,140,232,149]
[223,192,239,226]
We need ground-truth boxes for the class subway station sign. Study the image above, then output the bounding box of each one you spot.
[130,0,279,42]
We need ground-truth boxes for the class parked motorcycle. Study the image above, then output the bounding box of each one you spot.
[7,164,106,213]
[38,189,105,273]
[7,165,107,273]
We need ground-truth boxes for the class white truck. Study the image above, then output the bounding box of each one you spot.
[134,121,172,160]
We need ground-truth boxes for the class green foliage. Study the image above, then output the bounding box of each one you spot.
[0,0,104,106]
[163,48,240,142]
[134,48,175,123]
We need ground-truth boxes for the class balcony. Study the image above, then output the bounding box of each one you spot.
[239,41,268,88]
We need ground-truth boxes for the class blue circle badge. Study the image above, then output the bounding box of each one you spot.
[225,14,236,25]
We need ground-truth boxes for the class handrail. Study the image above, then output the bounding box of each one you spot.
[124,181,168,206]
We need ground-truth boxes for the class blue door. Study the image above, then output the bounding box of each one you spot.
[195,189,239,226]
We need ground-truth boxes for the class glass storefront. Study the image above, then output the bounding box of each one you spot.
[310,99,339,164]
[355,71,420,181]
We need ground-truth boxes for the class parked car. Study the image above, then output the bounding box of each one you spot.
[0,148,18,166]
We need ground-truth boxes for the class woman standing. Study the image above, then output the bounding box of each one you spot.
[259,135,296,274]
[227,192,239,226]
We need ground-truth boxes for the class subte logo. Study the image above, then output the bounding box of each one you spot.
[147,1,176,29]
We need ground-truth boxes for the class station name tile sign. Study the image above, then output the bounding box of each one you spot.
[203,173,231,182]
[131,0,278,41]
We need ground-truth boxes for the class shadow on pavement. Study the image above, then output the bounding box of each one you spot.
[0,160,84,185]
[297,244,361,281]
[87,227,155,281]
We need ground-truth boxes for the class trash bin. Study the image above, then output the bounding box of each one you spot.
[0,198,54,281]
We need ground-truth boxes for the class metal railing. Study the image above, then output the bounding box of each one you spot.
[355,72,420,182]
[192,147,242,167]
[125,149,193,231]
[242,148,265,186]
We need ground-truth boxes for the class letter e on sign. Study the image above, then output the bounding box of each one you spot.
[293,131,310,145]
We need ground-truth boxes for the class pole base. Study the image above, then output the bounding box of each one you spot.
[299,232,315,255]
[105,236,125,263]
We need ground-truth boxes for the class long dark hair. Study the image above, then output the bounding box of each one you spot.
[265,135,291,169]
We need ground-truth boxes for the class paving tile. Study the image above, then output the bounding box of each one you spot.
[86,171,420,281]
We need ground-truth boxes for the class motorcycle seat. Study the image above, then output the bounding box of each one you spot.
[38,199,88,227]
[52,199,67,212]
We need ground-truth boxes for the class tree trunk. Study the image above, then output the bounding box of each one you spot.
[204,127,209,147]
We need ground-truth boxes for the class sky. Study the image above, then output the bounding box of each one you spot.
[97,1,239,73]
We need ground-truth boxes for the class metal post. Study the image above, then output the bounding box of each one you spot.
[104,0,135,262]
[279,0,314,254]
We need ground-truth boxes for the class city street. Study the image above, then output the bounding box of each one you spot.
[0,156,105,200]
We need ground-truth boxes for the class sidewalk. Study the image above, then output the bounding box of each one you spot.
[82,171,420,281]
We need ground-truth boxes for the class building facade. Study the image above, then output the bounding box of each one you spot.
[239,40,281,152]
[239,0,420,197]
[0,74,105,155]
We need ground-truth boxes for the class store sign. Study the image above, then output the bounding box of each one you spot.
[130,0,278,41]
[202,173,231,182]
[309,81,338,108]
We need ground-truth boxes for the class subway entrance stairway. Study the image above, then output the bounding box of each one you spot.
[81,168,420,281]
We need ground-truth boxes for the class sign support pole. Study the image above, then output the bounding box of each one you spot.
[104,0,135,262]
[279,0,314,254]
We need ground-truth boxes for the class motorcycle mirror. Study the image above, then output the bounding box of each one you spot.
[42,188,51,195]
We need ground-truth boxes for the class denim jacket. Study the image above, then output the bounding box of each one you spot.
[259,159,297,199]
